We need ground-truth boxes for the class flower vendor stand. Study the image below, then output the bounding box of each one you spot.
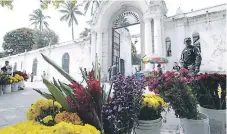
[3,84,11,94]
[193,73,226,134]
[11,82,19,92]
[180,113,210,134]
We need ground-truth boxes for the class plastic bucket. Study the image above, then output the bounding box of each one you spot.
[180,113,210,134]
[0,86,3,96]
[198,106,226,134]
[134,118,162,134]
[11,83,19,92]
[3,85,12,94]
[18,80,25,89]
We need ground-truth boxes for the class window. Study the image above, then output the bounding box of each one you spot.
[32,59,38,76]
[62,53,70,73]
[13,62,17,71]
[165,37,171,57]
[192,32,201,52]
[120,59,125,76]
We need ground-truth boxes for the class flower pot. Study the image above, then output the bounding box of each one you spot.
[198,106,226,134]
[0,86,3,96]
[180,113,210,134]
[3,85,11,94]
[18,80,25,89]
[11,83,19,92]
[134,118,162,134]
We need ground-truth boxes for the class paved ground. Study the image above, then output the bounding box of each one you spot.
[0,82,180,133]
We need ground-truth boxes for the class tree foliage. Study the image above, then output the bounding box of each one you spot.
[40,0,77,10]
[2,28,35,55]
[0,0,13,9]
[59,1,83,40]
[82,0,100,15]
[79,28,90,38]
[29,9,51,32]
[33,29,59,49]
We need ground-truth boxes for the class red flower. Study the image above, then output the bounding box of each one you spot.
[87,80,102,96]
[88,71,95,80]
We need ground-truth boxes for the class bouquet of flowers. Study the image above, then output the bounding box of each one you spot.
[8,76,18,83]
[148,70,200,119]
[0,75,11,85]
[193,73,226,110]
[102,74,145,134]
[14,74,24,81]
[13,71,29,81]
[138,94,167,120]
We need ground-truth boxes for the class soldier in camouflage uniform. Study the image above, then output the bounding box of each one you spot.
[180,37,202,75]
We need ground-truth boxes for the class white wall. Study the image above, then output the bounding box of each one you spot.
[0,39,91,84]
[163,8,226,72]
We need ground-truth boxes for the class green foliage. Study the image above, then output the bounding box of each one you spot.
[33,29,59,49]
[0,0,13,9]
[83,0,100,15]
[2,28,35,55]
[40,0,77,10]
[79,28,90,38]
[29,9,51,32]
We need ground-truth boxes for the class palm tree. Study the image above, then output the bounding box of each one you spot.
[59,1,83,40]
[29,9,50,32]
[83,0,100,15]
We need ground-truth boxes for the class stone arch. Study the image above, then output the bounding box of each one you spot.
[62,53,70,73]
[165,37,171,57]
[32,58,38,76]
[91,1,167,80]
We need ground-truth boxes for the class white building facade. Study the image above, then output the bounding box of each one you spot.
[0,1,226,82]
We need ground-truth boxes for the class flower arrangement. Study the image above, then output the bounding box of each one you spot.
[0,75,11,85]
[138,94,167,120]
[8,76,18,83]
[14,74,24,81]
[192,73,226,110]
[102,74,145,134]
[13,71,29,81]
[148,70,200,119]
[0,121,100,134]
[55,111,82,125]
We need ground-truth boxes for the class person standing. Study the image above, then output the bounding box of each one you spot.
[30,72,34,82]
[157,64,163,76]
[3,61,12,75]
[180,37,202,75]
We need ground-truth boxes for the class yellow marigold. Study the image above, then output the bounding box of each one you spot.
[54,101,62,109]
[142,94,167,109]
[43,115,53,123]
[55,111,81,125]
[0,121,100,134]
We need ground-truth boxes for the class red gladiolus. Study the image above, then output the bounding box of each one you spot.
[87,80,102,96]
[88,71,95,80]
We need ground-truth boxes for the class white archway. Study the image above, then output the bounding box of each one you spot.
[90,0,167,81]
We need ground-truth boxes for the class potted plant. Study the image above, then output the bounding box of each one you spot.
[148,70,210,134]
[13,71,29,81]
[9,76,19,92]
[134,94,167,134]
[192,73,226,134]
[0,75,12,94]
[14,74,25,90]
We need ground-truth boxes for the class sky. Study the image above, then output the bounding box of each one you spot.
[0,0,226,51]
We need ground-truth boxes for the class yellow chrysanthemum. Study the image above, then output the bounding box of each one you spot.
[142,94,167,109]
[42,115,53,123]
[0,121,100,134]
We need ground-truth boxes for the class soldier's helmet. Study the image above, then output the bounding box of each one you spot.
[184,37,191,44]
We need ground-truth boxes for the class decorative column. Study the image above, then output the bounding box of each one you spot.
[91,31,97,63]
[153,15,163,56]
[144,17,153,70]
[96,30,103,67]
